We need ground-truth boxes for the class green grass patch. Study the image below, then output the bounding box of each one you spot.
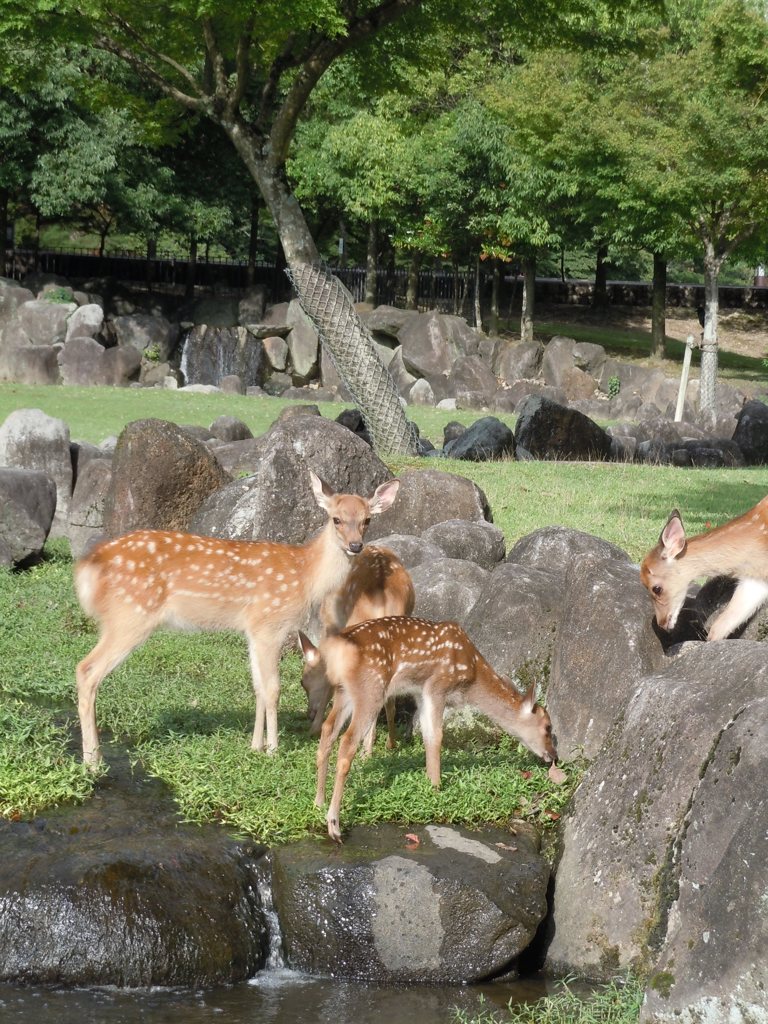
[0,700,96,818]
[454,976,644,1024]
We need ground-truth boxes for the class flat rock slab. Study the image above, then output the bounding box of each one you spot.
[270,822,549,984]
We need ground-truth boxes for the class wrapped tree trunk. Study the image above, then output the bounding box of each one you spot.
[650,252,667,359]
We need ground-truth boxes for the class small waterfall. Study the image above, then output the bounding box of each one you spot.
[178,325,266,387]
[253,856,287,971]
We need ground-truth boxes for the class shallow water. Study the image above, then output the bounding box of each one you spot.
[0,970,566,1024]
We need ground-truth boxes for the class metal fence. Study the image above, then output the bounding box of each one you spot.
[3,246,767,312]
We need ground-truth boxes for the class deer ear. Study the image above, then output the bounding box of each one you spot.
[522,682,538,713]
[298,631,319,665]
[660,510,686,559]
[309,470,335,511]
[368,478,400,515]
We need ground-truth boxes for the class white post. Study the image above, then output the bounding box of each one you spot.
[675,334,695,422]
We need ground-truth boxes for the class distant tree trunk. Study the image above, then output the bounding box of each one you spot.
[338,218,348,269]
[0,189,8,265]
[406,251,421,310]
[186,235,198,301]
[650,252,667,359]
[246,192,260,286]
[98,228,108,260]
[593,243,609,308]
[521,254,536,343]
[146,235,157,289]
[452,261,460,314]
[473,255,482,330]
[488,259,501,336]
[700,240,721,418]
[364,220,378,305]
[560,247,566,282]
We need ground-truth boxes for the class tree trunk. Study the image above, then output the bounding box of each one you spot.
[186,235,198,301]
[246,193,260,287]
[650,252,667,359]
[488,259,501,337]
[700,241,720,418]
[338,218,348,269]
[146,235,157,289]
[473,255,482,331]
[593,243,609,309]
[406,252,421,310]
[364,220,378,305]
[223,124,417,455]
[452,261,460,315]
[0,189,8,266]
[521,255,536,343]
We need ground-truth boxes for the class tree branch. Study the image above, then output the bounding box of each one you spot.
[101,9,207,100]
[95,34,205,111]
[202,16,228,100]
[229,18,255,116]
[268,0,424,167]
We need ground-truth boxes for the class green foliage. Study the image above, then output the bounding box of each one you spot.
[0,700,96,817]
[453,976,644,1024]
[607,375,621,398]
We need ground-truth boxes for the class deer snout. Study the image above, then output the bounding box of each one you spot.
[348,541,364,555]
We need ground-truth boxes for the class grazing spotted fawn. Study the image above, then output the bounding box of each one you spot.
[74,469,400,768]
[301,544,415,751]
[300,616,557,842]
[640,496,768,640]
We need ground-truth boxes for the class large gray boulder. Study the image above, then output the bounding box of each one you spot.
[422,518,506,569]
[271,823,549,984]
[58,336,141,387]
[0,277,34,324]
[547,554,667,759]
[411,558,490,627]
[65,303,104,342]
[191,417,391,543]
[68,458,113,558]
[10,297,76,345]
[640,694,768,1023]
[0,467,57,567]
[545,641,768,982]
[103,418,231,536]
[3,345,61,385]
[0,408,72,537]
[506,525,629,570]
[364,468,492,543]
[111,312,178,360]
[398,311,481,399]
[0,758,268,986]
[285,298,320,384]
[464,562,563,682]
[496,340,543,383]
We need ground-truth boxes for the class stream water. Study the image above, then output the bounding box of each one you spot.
[0,972,567,1024]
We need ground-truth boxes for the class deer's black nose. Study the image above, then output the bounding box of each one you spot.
[348,542,363,554]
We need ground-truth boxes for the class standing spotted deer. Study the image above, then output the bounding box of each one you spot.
[299,616,557,842]
[301,545,415,751]
[640,497,768,640]
[74,470,400,768]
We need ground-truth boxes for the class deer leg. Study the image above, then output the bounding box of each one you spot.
[247,636,282,753]
[384,697,397,751]
[315,697,352,808]
[326,709,378,843]
[707,578,768,641]
[76,623,153,770]
[418,692,445,787]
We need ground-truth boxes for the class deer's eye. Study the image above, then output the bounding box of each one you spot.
[333,517,341,526]
[652,584,663,597]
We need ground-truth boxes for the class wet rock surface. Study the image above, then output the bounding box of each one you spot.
[0,750,269,987]
[270,822,549,984]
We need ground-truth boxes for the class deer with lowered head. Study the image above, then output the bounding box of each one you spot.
[299,616,557,843]
[74,469,400,769]
[302,544,415,751]
[640,496,768,640]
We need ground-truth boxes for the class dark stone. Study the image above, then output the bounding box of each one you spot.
[444,416,515,462]
[514,395,611,461]
[732,399,768,464]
